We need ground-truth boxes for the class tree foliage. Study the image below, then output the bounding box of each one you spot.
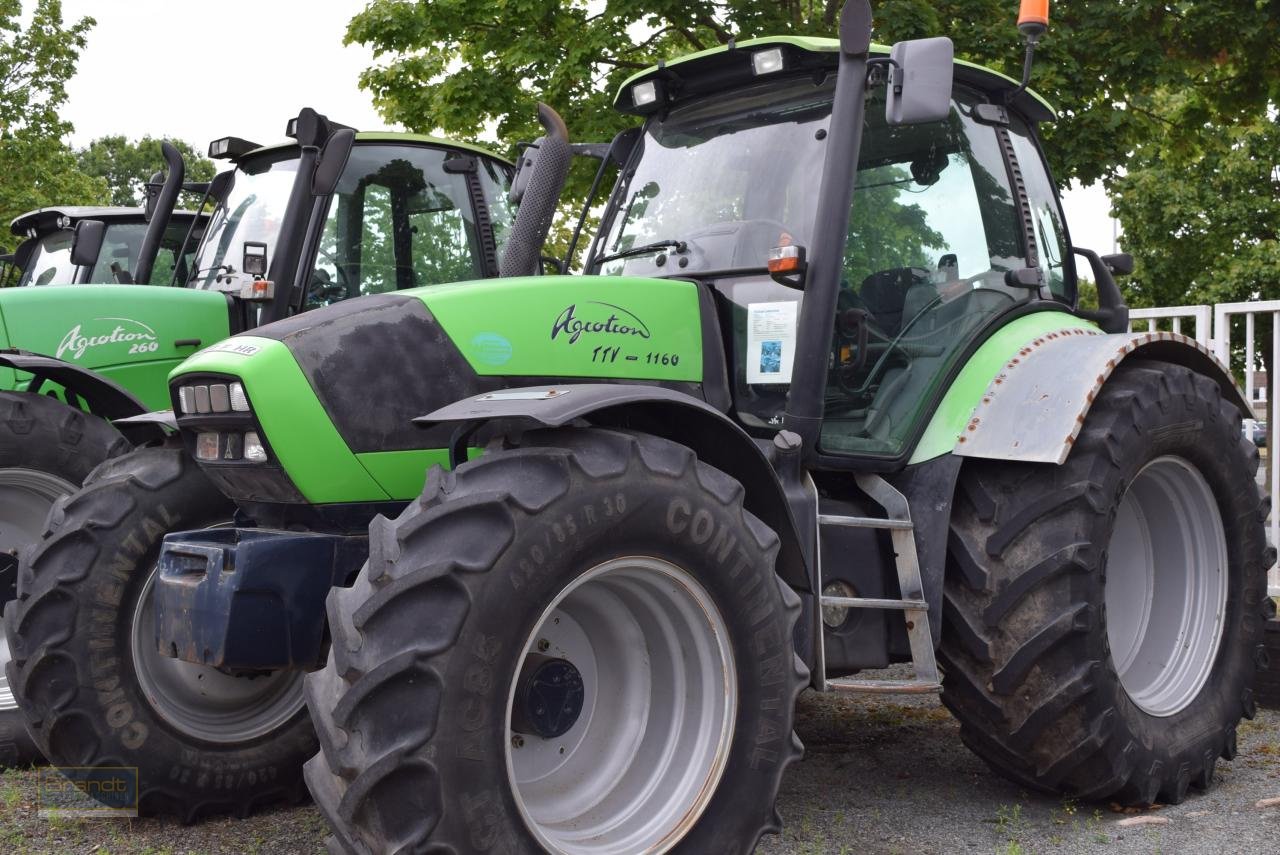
[0,0,107,238]
[76,136,217,207]
[347,1,1279,188]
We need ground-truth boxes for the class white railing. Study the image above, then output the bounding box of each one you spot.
[1128,305,1214,346]
[1130,300,1279,595]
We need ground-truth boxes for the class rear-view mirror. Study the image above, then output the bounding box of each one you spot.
[509,141,542,206]
[885,37,955,126]
[71,219,106,268]
[1102,252,1134,276]
[313,129,355,196]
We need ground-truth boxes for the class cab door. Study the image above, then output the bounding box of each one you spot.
[816,87,1064,461]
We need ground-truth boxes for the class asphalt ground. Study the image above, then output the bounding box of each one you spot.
[1,684,1276,855]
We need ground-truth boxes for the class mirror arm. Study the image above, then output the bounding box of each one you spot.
[1073,246,1130,335]
[864,56,901,88]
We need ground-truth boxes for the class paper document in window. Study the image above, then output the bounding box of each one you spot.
[745,301,798,385]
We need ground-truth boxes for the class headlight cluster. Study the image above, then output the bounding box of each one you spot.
[176,381,250,415]
[175,380,268,463]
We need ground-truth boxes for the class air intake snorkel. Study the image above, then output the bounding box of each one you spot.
[133,141,186,284]
[499,103,573,277]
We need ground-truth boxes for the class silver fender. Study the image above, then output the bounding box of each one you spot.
[953,330,1250,465]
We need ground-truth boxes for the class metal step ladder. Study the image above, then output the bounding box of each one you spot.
[817,473,940,694]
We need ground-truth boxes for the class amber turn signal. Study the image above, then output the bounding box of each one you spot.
[767,245,805,273]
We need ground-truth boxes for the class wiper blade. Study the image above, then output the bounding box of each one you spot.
[188,264,232,284]
[595,240,687,267]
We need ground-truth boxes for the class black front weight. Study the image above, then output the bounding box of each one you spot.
[154,528,367,671]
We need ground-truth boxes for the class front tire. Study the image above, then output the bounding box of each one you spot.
[304,428,807,854]
[0,391,131,767]
[940,362,1272,805]
[3,446,315,819]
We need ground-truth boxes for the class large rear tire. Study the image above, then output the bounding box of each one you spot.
[940,362,1272,805]
[2,446,315,820]
[0,391,130,768]
[304,428,807,854]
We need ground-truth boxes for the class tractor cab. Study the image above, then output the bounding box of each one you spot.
[189,121,509,318]
[594,37,1075,463]
[187,115,514,328]
[8,206,206,287]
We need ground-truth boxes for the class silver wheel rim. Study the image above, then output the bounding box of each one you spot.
[1105,456,1228,717]
[0,468,77,713]
[505,556,737,854]
[130,567,306,743]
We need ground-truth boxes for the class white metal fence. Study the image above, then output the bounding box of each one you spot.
[1128,301,1279,595]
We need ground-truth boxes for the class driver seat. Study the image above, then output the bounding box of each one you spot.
[857,268,920,336]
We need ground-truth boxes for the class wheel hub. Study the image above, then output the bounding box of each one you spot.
[505,556,737,854]
[512,655,585,739]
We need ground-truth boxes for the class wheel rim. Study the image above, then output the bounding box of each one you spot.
[0,468,77,713]
[505,556,737,854]
[1104,456,1229,717]
[130,567,306,743]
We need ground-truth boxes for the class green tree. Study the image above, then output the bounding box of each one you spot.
[347,1,1279,189]
[0,0,107,228]
[76,136,216,207]
[1110,107,1277,448]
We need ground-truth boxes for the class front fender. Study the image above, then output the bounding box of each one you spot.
[0,350,148,421]
[952,330,1250,465]
[418,383,812,593]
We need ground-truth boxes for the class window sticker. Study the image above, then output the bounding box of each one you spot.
[746,301,798,385]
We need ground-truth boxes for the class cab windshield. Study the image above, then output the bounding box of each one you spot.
[598,74,835,276]
[19,230,75,286]
[190,151,299,289]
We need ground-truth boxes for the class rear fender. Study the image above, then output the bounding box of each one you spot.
[953,330,1250,465]
[418,384,812,593]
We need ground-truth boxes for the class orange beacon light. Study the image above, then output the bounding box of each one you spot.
[1018,0,1049,38]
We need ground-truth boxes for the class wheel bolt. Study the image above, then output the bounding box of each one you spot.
[512,735,524,749]
[537,639,550,652]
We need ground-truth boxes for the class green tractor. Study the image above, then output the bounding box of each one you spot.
[10,0,1275,849]
[7,204,207,288]
[0,107,555,768]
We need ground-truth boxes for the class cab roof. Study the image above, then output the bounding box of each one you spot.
[235,132,513,168]
[10,206,205,238]
[614,35,1055,122]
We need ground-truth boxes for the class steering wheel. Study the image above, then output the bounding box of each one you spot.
[311,247,353,303]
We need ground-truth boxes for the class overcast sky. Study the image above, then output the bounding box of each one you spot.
[51,0,1119,254]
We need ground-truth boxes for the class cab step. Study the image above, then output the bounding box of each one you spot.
[816,473,940,695]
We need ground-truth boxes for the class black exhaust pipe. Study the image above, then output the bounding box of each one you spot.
[134,141,185,284]
[499,103,572,277]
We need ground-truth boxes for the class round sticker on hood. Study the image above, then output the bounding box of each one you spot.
[470,332,514,366]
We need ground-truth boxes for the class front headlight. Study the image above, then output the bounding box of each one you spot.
[175,378,268,463]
